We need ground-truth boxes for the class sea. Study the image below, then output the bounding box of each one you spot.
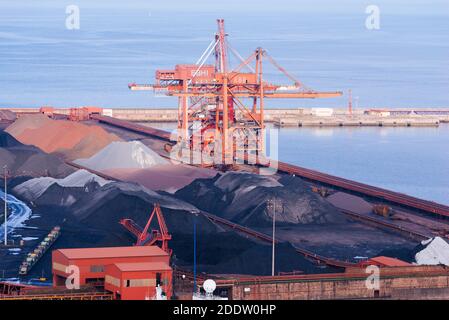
[0,1,448,204]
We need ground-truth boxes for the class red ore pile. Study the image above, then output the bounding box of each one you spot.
[5,114,121,160]
[0,131,74,178]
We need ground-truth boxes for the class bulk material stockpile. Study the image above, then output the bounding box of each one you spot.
[64,182,332,275]
[414,237,449,266]
[14,169,111,206]
[0,131,74,178]
[74,141,167,171]
[102,164,217,193]
[0,110,16,122]
[9,177,333,277]
[176,172,347,227]
[5,114,121,159]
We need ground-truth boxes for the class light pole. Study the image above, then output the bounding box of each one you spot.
[3,165,7,246]
[192,210,198,295]
[267,198,282,276]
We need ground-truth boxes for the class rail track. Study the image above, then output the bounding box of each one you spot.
[339,209,430,241]
[199,210,354,268]
[91,114,173,141]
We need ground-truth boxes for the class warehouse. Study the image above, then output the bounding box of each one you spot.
[52,246,171,299]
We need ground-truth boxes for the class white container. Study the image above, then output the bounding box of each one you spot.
[102,109,113,117]
[311,108,334,117]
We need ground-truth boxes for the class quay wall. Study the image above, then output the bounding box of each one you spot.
[227,266,449,300]
[2,107,449,127]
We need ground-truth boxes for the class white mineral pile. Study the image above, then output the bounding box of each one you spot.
[415,237,449,266]
[14,169,111,202]
[74,141,167,171]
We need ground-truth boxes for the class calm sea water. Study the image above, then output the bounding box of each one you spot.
[0,2,448,108]
[1,2,448,204]
[276,124,449,206]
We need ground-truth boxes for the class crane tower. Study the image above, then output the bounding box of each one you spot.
[129,19,342,167]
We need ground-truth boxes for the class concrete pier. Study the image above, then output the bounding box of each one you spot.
[2,107,448,127]
[276,116,440,127]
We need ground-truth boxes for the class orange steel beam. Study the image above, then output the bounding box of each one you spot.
[216,18,228,73]
[264,53,301,88]
[169,91,343,98]
[120,204,172,254]
[129,19,343,166]
[230,51,257,75]
[258,48,265,154]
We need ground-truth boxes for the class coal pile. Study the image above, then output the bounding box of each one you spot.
[9,179,334,277]
[176,172,347,227]
[0,130,22,147]
[13,169,111,205]
[199,241,328,275]
[0,131,74,178]
[69,183,331,275]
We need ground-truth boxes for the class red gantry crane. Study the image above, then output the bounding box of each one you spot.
[119,203,172,255]
[129,19,342,166]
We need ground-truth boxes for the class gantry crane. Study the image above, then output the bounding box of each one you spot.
[129,19,342,166]
[119,203,172,255]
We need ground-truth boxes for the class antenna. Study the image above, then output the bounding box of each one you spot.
[203,279,217,299]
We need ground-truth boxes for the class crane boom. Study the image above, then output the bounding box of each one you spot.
[119,204,172,255]
[129,19,343,166]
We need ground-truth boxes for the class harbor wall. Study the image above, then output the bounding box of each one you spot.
[228,266,449,300]
[2,107,449,127]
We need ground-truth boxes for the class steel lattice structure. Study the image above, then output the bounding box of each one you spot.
[129,19,342,166]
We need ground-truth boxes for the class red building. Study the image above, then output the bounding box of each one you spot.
[356,256,412,268]
[52,246,172,300]
[105,262,172,300]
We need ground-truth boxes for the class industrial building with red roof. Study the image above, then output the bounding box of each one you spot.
[52,246,172,300]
